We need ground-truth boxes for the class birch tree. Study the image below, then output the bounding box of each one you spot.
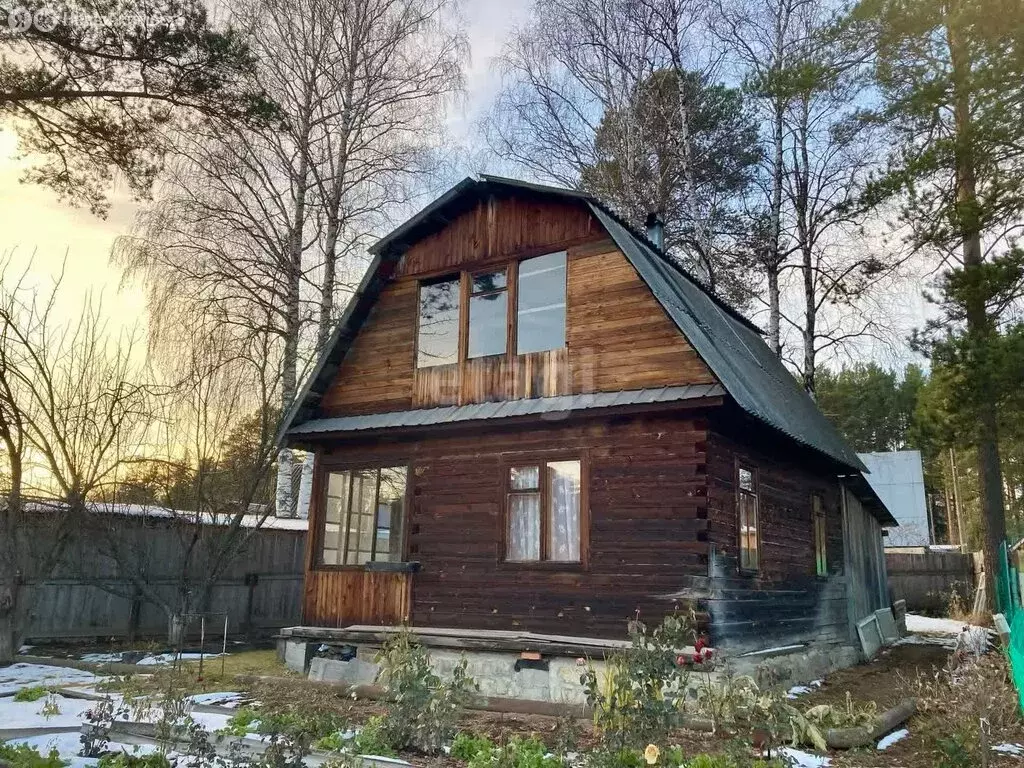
[487,0,761,302]
[117,0,464,515]
[0,259,151,662]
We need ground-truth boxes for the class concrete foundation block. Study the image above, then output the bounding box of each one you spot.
[875,608,899,643]
[857,616,883,659]
[308,656,380,685]
[893,599,908,636]
[284,639,315,673]
[994,613,1011,646]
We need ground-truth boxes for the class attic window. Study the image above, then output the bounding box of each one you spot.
[417,276,460,367]
[517,251,566,354]
[469,269,508,358]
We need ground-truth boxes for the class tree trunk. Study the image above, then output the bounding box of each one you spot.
[948,8,1007,613]
[767,100,785,357]
[318,212,339,354]
[0,579,18,663]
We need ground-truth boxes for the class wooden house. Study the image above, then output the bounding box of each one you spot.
[281,176,895,654]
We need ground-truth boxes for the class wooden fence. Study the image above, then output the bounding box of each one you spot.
[885,547,976,614]
[21,510,307,641]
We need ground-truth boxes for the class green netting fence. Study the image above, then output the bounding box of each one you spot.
[997,541,1024,712]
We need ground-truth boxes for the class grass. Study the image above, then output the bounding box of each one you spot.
[13,685,50,702]
[100,649,294,696]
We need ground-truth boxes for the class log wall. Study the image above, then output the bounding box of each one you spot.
[302,413,712,637]
[704,423,851,651]
[319,196,715,418]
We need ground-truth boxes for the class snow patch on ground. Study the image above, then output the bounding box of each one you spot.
[905,614,974,635]
[0,663,101,687]
[786,680,823,699]
[777,747,830,767]
[188,691,245,708]
[876,728,909,750]
[992,743,1024,755]
[136,652,224,666]
[0,693,94,729]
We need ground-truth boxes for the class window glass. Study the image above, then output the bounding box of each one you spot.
[469,268,508,359]
[417,278,460,367]
[320,466,407,566]
[506,459,582,563]
[739,467,754,492]
[813,494,827,576]
[469,291,508,357]
[507,494,541,560]
[376,467,407,562]
[322,471,350,565]
[473,271,507,292]
[517,252,566,354]
[547,460,581,562]
[738,465,759,571]
[510,465,540,490]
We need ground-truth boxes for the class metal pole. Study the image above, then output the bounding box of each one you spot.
[199,615,206,678]
[221,613,228,677]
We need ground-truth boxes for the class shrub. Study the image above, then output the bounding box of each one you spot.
[581,614,696,749]
[375,629,476,753]
[350,716,397,757]
[451,732,495,762]
[463,736,563,768]
[13,685,49,702]
[0,743,67,768]
[219,707,260,737]
[97,755,172,768]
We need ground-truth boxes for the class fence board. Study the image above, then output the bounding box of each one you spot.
[885,548,974,613]
[21,514,306,641]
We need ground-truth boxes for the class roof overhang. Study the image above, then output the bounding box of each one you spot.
[287,385,725,445]
[842,473,899,526]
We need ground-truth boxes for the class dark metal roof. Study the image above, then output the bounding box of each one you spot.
[289,384,726,436]
[281,175,867,473]
[588,206,867,473]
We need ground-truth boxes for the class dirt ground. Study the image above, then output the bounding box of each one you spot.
[33,637,1024,768]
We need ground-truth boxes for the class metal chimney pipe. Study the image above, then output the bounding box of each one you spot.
[645,212,665,251]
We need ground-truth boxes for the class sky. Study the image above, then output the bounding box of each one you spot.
[0,0,928,372]
[0,0,532,333]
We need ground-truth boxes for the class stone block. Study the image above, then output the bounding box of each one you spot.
[892,599,908,636]
[284,639,314,673]
[874,608,899,643]
[857,615,883,659]
[994,613,1011,646]
[308,656,380,685]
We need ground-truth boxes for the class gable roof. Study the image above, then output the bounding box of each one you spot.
[281,175,867,473]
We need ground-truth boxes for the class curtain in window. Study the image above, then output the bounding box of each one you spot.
[508,494,541,560]
[547,460,581,561]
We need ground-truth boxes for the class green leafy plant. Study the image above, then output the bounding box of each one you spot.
[465,736,563,768]
[13,685,50,702]
[375,629,477,753]
[0,743,67,768]
[350,716,397,756]
[219,706,260,736]
[581,614,697,749]
[451,731,495,762]
[39,693,62,719]
[935,731,974,768]
[97,755,172,768]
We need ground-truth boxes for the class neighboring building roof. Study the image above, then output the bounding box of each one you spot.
[858,450,929,544]
[281,175,867,473]
[289,384,726,436]
[23,501,310,530]
[841,473,900,526]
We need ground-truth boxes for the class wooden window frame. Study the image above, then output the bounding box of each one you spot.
[812,492,828,577]
[413,252,566,370]
[735,460,761,574]
[311,460,412,572]
[499,450,589,570]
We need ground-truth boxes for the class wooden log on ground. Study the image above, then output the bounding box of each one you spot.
[825,698,916,750]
